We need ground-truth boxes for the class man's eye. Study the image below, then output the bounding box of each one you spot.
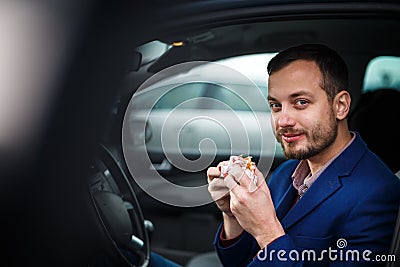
[269,103,281,110]
[295,99,309,106]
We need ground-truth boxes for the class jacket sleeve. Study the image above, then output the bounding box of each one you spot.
[214,223,260,267]
[213,161,297,267]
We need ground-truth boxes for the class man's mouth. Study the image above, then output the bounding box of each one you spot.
[281,132,305,143]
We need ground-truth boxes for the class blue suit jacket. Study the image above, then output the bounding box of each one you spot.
[215,133,400,266]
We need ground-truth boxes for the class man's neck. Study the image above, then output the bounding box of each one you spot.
[307,130,353,175]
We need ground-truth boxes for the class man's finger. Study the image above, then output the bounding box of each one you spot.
[217,160,229,168]
[224,174,241,191]
[254,168,266,187]
[208,177,229,201]
[228,165,266,193]
[248,167,266,192]
[207,167,221,182]
[229,164,251,188]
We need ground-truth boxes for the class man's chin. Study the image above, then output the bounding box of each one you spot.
[283,146,310,160]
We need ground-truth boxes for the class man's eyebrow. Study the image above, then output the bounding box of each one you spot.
[268,90,314,101]
[288,90,313,99]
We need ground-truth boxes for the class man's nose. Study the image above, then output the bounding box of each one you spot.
[277,109,296,128]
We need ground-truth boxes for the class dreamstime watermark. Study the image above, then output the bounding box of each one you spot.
[121,61,276,207]
[256,238,396,263]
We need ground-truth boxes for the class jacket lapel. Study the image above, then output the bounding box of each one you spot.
[281,171,342,230]
[275,185,297,221]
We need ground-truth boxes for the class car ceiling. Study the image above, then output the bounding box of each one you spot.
[150,18,400,72]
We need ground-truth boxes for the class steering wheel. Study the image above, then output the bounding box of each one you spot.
[88,144,150,267]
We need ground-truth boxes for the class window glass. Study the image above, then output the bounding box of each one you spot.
[363,56,400,92]
[154,83,206,109]
[207,83,267,111]
[217,53,276,87]
[129,52,284,162]
[208,84,252,111]
[142,53,274,112]
[149,82,268,112]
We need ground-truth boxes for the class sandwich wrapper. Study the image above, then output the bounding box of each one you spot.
[208,155,260,202]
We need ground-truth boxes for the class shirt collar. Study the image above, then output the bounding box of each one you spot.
[292,131,356,196]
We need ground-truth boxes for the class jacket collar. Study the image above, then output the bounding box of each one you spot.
[329,131,367,177]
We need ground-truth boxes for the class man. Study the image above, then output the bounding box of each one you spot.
[207,44,400,266]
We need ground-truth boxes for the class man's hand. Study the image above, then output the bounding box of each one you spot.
[207,161,232,216]
[207,162,244,239]
[225,167,285,248]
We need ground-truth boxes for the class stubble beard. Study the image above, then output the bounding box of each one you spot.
[277,112,338,160]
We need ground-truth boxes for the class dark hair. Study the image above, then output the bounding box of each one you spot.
[267,44,348,101]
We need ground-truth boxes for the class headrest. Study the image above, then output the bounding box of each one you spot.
[349,88,400,172]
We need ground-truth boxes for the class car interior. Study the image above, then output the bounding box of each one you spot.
[2,1,400,267]
[120,15,400,267]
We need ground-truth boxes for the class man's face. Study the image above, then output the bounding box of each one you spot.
[267,60,337,160]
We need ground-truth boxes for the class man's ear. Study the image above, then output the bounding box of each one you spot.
[334,90,351,120]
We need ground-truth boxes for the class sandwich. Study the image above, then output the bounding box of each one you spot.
[220,155,258,189]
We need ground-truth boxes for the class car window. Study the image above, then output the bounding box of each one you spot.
[126,53,283,173]
[154,83,206,109]
[135,53,274,112]
[131,83,206,110]
[207,83,267,111]
[363,56,400,92]
[149,82,268,112]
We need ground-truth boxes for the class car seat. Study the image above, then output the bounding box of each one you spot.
[350,89,400,267]
[348,88,400,173]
